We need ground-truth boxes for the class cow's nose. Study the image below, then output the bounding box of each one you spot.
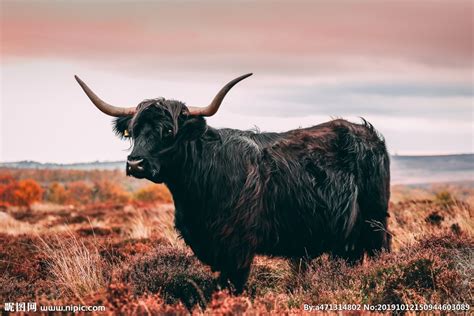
[127,158,145,173]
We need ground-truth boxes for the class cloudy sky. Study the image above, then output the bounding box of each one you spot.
[1,0,473,163]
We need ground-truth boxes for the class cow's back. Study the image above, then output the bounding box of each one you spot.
[255,119,390,258]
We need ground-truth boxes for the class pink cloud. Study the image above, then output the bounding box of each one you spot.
[2,1,472,66]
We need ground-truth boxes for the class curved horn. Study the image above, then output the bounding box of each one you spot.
[187,73,253,116]
[74,75,136,117]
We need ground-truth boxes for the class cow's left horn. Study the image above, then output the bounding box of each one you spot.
[75,75,136,117]
[187,73,253,116]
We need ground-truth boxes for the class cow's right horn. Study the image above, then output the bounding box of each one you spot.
[75,75,136,117]
[187,73,253,116]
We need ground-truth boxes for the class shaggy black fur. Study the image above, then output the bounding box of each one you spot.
[114,98,391,293]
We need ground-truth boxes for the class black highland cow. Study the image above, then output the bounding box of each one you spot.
[75,73,391,293]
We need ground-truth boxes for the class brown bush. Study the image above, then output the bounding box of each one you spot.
[133,184,172,204]
[67,181,93,205]
[45,182,70,204]
[93,180,130,204]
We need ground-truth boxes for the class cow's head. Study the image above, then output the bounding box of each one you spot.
[75,74,252,183]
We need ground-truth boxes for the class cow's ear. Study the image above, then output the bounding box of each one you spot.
[177,116,207,141]
[113,116,132,139]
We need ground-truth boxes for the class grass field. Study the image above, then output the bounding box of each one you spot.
[0,168,472,314]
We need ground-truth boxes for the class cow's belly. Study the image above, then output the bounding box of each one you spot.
[256,222,328,258]
[174,211,221,268]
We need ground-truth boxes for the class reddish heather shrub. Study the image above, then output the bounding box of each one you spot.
[204,290,293,314]
[121,245,216,309]
[0,172,15,185]
[359,233,473,306]
[0,173,15,207]
[1,178,44,207]
[100,239,156,264]
[0,234,57,301]
[84,282,189,315]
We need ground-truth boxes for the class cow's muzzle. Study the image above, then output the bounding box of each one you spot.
[126,157,146,177]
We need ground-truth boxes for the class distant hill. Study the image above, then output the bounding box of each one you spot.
[0,160,125,170]
[1,154,473,185]
[390,154,473,185]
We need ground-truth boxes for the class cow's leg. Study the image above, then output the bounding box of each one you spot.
[331,243,365,265]
[364,215,391,258]
[217,249,254,294]
[226,265,251,294]
[217,266,250,294]
[359,167,391,257]
[220,251,254,294]
[356,204,391,259]
[217,271,229,290]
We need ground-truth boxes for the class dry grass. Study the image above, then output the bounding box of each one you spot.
[389,194,473,251]
[151,204,186,249]
[126,210,153,240]
[0,211,39,235]
[124,204,185,248]
[37,232,108,299]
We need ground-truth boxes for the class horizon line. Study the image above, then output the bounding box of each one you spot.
[1,152,473,166]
